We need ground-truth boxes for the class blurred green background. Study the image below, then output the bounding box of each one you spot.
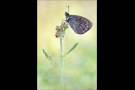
[37,1,97,90]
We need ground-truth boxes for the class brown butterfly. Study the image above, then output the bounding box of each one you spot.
[65,6,93,34]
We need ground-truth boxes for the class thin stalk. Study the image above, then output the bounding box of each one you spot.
[60,35,64,88]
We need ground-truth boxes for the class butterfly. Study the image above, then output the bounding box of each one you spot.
[65,6,93,34]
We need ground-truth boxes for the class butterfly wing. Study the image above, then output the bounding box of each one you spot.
[68,15,93,34]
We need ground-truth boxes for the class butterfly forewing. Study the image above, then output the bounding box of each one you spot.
[65,12,93,34]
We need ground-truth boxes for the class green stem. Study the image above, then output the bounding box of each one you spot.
[60,36,64,88]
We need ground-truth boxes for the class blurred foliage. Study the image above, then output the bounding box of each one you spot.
[38,1,97,90]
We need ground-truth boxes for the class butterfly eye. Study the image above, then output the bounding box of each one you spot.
[65,12,69,16]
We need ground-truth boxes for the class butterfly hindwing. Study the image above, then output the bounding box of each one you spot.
[69,15,93,34]
[65,12,93,34]
[68,17,80,34]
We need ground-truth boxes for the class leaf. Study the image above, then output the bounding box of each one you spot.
[42,48,58,67]
[64,42,79,57]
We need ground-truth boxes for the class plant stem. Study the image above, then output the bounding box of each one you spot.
[60,36,64,88]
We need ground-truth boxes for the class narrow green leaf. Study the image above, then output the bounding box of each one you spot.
[64,42,79,57]
[42,48,58,67]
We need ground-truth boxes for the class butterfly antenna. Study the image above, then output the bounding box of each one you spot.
[68,6,69,13]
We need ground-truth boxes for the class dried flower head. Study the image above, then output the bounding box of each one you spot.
[55,20,68,38]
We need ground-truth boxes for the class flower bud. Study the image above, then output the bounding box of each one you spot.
[58,24,61,26]
[55,30,59,38]
[55,25,59,30]
[63,21,68,29]
[61,23,63,27]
